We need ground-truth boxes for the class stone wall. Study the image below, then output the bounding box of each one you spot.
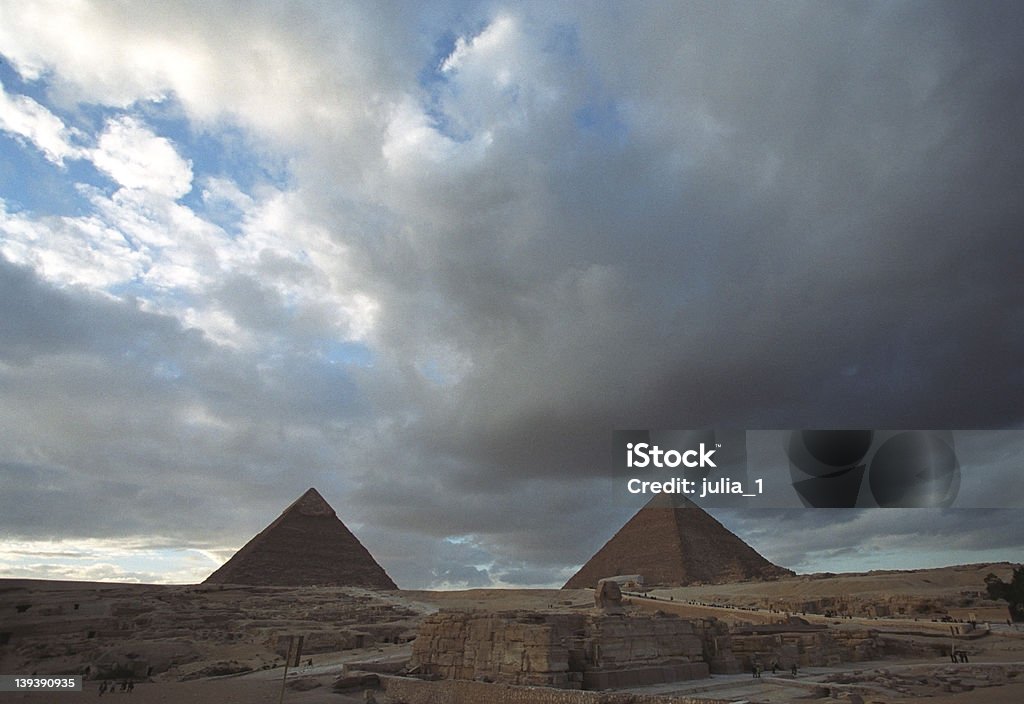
[701,594,954,619]
[410,609,883,690]
[411,611,578,687]
[581,615,706,689]
[687,618,741,674]
[381,676,730,704]
[410,610,708,690]
[695,624,880,671]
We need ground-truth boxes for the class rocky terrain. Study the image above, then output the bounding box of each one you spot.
[1,563,1021,703]
[0,580,422,682]
[644,562,1017,620]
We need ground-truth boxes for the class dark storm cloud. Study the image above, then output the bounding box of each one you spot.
[0,255,194,362]
[345,2,1022,488]
[323,1,1024,582]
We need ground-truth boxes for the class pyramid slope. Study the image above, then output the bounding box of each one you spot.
[204,488,397,589]
[563,494,792,589]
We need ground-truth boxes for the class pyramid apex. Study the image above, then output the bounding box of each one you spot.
[287,487,336,517]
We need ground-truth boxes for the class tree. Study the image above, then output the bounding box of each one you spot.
[985,572,1008,600]
[985,566,1024,622]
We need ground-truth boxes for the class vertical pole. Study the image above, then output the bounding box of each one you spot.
[278,637,292,704]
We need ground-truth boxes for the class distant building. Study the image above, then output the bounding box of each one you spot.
[601,574,645,590]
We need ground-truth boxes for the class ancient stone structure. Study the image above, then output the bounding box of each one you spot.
[710,593,947,619]
[381,676,731,704]
[410,608,877,692]
[593,580,623,611]
[683,617,880,673]
[563,494,793,589]
[410,610,708,690]
[723,622,878,669]
[204,488,397,589]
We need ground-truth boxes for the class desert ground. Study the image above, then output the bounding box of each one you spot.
[2,562,1022,703]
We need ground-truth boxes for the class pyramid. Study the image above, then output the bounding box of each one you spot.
[204,488,397,589]
[563,494,792,589]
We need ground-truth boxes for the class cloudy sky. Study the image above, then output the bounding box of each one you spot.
[1,1,1022,588]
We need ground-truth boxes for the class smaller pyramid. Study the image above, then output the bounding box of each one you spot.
[204,488,397,589]
[563,494,792,589]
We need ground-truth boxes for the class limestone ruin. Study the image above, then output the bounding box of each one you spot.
[593,579,624,611]
[204,488,397,589]
[410,609,708,690]
[409,605,886,691]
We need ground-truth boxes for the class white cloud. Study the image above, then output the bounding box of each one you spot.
[0,200,145,288]
[223,189,380,342]
[0,79,82,164]
[90,116,193,198]
[440,14,517,75]
[0,538,215,584]
[381,96,495,177]
[2,150,378,350]
[179,305,250,349]
[201,176,255,211]
[84,184,226,291]
[433,13,565,135]
[0,0,402,155]
[382,97,457,169]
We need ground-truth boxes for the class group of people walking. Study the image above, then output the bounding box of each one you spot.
[752,661,798,678]
[97,679,133,695]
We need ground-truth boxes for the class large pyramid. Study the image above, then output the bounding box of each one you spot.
[563,494,792,589]
[204,488,397,589]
